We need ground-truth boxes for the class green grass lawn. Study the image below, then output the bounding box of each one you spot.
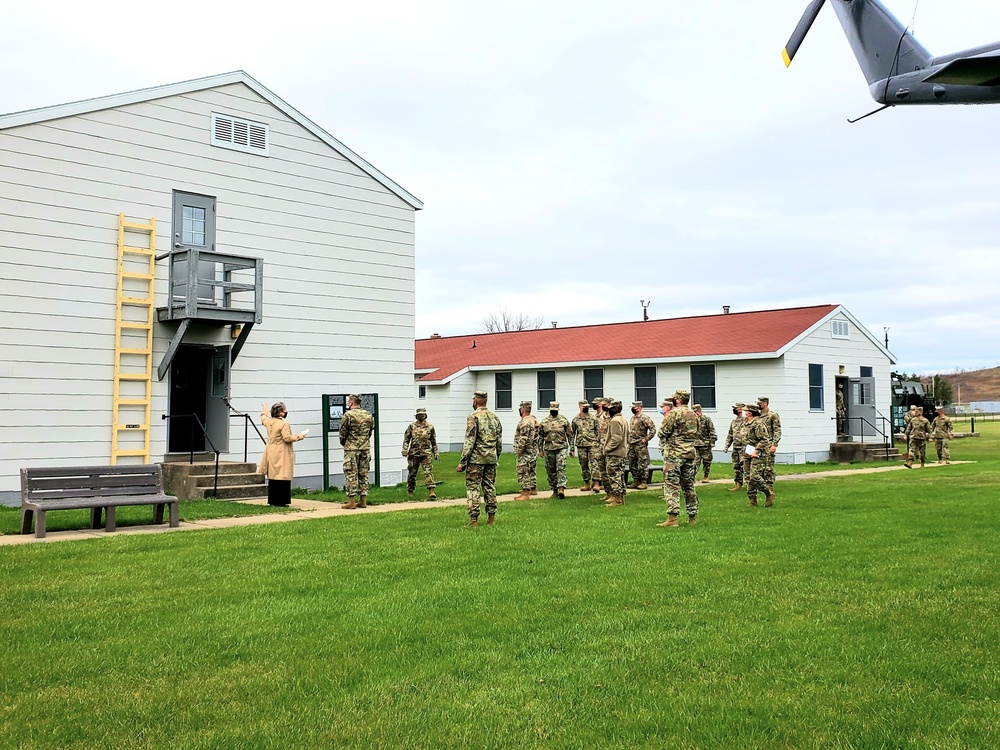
[0,429,996,748]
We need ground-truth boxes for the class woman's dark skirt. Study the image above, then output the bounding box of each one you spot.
[267,479,292,506]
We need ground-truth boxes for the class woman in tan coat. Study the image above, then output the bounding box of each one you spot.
[260,402,306,506]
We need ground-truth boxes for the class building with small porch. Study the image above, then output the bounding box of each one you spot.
[415,305,895,464]
[0,71,421,502]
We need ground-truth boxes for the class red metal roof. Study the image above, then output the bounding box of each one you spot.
[416,305,840,382]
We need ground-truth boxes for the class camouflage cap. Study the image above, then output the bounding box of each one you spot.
[672,389,690,400]
[631,401,643,408]
[608,399,623,409]
[549,401,560,410]
[473,390,488,400]
[578,400,590,407]
[734,403,745,409]
[348,393,362,403]
[415,408,427,416]
[659,397,673,407]
[519,400,532,409]
[692,404,702,411]
[746,404,762,416]
[757,396,770,404]
[936,404,945,411]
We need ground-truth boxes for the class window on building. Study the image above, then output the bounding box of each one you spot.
[860,366,873,378]
[495,372,512,410]
[583,368,603,403]
[538,370,556,408]
[809,364,824,410]
[418,385,426,399]
[634,366,656,407]
[690,364,716,409]
[832,320,850,339]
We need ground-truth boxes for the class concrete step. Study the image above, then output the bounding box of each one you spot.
[191,472,264,488]
[190,483,269,500]
[182,462,259,476]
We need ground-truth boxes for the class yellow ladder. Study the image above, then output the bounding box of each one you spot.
[111,214,156,464]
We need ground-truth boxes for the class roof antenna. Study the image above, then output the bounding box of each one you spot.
[471,339,476,348]
[640,300,650,322]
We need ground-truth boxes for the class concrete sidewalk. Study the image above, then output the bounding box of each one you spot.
[0,461,970,546]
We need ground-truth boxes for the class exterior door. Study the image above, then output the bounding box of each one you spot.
[171,191,217,305]
[167,345,230,454]
[205,346,231,454]
[848,376,877,441]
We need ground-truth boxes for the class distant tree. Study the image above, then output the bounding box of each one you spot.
[931,375,954,405]
[480,307,545,334]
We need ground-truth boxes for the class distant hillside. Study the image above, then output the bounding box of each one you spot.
[924,367,1000,403]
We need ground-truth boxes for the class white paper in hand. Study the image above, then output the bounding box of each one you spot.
[744,444,754,456]
[300,429,309,437]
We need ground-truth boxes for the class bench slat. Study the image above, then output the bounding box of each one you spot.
[26,485,163,501]
[21,464,161,479]
[26,474,162,492]
[24,495,176,511]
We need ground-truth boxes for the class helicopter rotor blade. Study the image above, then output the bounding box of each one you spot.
[783,0,827,67]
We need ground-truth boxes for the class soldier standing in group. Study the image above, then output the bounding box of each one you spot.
[402,407,439,499]
[456,390,503,526]
[757,397,781,502]
[904,407,932,469]
[656,390,700,527]
[692,404,717,483]
[602,399,629,506]
[930,405,955,464]
[591,397,609,493]
[571,400,600,491]
[339,394,374,509]
[723,403,747,492]
[539,401,573,499]
[513,400,541,500]
[903,405,919,459]
[626,401,657,490]
[743,403,774,507]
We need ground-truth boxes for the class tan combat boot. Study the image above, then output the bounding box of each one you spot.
[358,495,367,508]
[428,489,437,500]
[764,491,774,508]
[582,481,592,491]
[749,497,758,507]
[341,499,357,509]
[728,484,743,492]
[557,487,565,499]
[657,515,679,527]
[637,482,648,490]
[528,489,538,496]
[688,515,698,525]
[467,518,479,527]
[592,483,602,494]
[627,479,640,489]
[487,513,496,526]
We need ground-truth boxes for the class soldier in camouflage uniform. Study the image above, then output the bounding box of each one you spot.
[402,407,439,499]
[757,397,781,500]
[602,399,629,506]
[656,390,700,526]
[836,383,847,435]
[571,400,600,491]
[692,404,718,482]
[743,403,773,507]
[513,400,541,500]
[590,397,609,493]
[339,394,374,509]
[626,401,657,490]
[456,390,503,525]
[539,401,573,498]
[930,405,954,464]
[904,407,932,469]
[903,405,919,459]
[723,403,747,491]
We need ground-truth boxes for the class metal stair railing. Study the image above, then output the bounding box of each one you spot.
[224,398,267,463]
[160,413,220,497]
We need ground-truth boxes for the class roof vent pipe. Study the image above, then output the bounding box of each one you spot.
[723,306,730,314]
[551,321,558,328]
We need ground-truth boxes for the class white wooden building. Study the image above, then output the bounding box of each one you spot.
[415,305,895,463]
[0,71,421,502]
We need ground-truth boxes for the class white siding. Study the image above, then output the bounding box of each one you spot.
[0,82,416,495]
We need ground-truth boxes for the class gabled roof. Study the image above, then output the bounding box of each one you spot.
[0,70,422,210]
[416,304,894,383]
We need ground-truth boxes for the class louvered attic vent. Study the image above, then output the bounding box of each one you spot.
[211,113,269,156]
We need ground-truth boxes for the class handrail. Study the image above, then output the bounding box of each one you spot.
[161,413,220,496]
[224,398,267,463]
[844,413,895,461]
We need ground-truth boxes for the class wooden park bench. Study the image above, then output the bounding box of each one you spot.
[20,464,179,539]
[624,464,664,486]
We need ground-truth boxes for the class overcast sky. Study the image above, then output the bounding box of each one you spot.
[3,0,998,374]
